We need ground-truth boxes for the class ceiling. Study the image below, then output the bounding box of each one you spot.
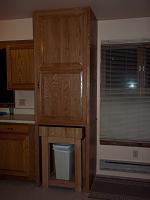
[1,0,150,20]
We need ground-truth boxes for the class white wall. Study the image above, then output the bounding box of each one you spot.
[97,17,150,177]
[99,17,150,42]
[0,18,33,41]
[0,18,34,114]
[99,145,150,180]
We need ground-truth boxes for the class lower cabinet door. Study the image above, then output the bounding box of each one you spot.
[37,68,86,125]
[0,133,30,177]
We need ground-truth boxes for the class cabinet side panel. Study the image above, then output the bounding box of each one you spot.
[85,10,97,191]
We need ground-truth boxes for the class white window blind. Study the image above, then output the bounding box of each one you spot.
[100,43,150,142]
[144,47,150,94]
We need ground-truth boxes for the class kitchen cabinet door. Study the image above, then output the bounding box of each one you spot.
[7,41,34,90]
[34,8,88,125]
[0,133,30,176]
[34,8,88,67]
[0,124,35,180]
[37,68,86,125]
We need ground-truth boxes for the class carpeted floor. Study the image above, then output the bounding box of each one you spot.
[89,176,150,200]
[1,177,150,200]
[0,179,97,200]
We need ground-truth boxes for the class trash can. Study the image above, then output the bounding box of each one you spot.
[53,144,74,180]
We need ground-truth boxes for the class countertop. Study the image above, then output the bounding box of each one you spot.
[0,114,35,124]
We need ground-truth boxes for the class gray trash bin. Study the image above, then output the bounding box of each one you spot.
[53,144,74,180]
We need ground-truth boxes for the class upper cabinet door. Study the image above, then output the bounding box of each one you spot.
[34,8,88,68]
[34,8,89,125]
[7,41,34,90]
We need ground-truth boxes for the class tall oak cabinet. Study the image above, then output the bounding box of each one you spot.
[34,7,97,191]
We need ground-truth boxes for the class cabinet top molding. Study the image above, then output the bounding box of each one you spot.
[0,40,33,48]
[33,7,93,16]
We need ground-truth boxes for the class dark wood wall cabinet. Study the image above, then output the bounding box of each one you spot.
[7,41,34,90]
[0,123,35,181]
[34,7,97,192]
[0,40,34,90]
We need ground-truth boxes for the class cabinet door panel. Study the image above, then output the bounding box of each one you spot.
[34,9,88,125]
[35,10,87,66]
[7,42,34,90]
[37,69,85,125]
[0,133,29,176]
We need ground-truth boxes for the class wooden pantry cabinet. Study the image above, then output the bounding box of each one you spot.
[7,40,34,90]
[0,123,35,180]
[34,7,97,191]
[34,8,88,125]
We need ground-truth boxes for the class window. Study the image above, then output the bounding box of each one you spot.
[100,43,150,142]
[101,43,150,100]
[0,48,14,107]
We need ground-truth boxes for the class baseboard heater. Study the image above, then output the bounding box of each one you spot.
[100,159,150,174]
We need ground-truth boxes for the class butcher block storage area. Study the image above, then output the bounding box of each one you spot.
[0,7,97,193]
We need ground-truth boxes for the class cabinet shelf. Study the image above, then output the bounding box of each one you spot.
[39,126,82,191]
[48,174,75,189]
[49,169,75,188]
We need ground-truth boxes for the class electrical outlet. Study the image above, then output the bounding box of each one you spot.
[18,99,26,106]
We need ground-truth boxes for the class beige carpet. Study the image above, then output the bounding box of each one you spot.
[0,179,97,200]
[89,176,150,200]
